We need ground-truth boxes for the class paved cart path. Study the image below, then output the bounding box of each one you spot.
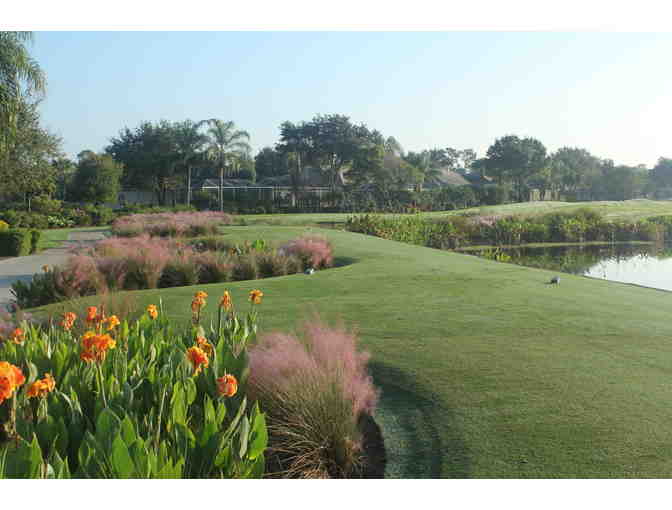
[0,230,107,312]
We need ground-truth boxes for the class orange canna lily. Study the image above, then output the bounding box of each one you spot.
[27,373,56,398]
[219,291,233,311]
[10,328,24,344]
[249,289,263,305]
[85,306,98,323]
[147,304,158,320]
[216,374,238,398]
[105,315,120,331]
[0,361,25,405]
[60,312,77,330]
[80,331,116,363]
[186,346,209,376]
[195,336,214,356]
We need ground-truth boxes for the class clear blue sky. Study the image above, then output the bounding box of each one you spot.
[31,31,672,167]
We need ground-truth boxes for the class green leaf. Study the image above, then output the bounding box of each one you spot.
[3,435,44,478]
[248,408,268,460]
[120,415,136,445]
[170,382,186,426]
[184,377,197,405]
[95,408,121,448]
[111,435,136,478]
[238,415,250,459]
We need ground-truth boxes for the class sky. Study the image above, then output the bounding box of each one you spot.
[29,31,672,168]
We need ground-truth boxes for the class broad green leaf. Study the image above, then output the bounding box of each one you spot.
[120,415,136,445]
[111,435,136,478]
[248,409,268,460]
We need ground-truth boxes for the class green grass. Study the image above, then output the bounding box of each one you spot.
[37,226,108,251]
[236,199,672,226]
[34,225,672,478]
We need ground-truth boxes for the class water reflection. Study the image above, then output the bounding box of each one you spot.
[468,243,672,291]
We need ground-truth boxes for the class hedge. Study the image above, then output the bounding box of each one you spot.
[0,229,38,256]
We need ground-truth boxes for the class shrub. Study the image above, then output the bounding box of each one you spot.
[31,196,62,215]
[232,253,260,281]
[260,252,295,278]
[0,229,33,256]
[278,235,334,270]
[0,220,9,232]
[159,252,201,288]
[29,230,41,254]
[0,296,268,478]
[248,316,378,478]
[84,205,115,226]
[194,253,230,284]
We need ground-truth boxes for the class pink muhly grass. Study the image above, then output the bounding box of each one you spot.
[278,235,334,270]
[111,212,232,238]
[248,316,378,420]
[247,316,378,478]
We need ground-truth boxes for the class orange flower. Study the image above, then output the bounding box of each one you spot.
[195,336,214,357]
[27,373,56,398]
[186,346,209,376]
[147,304,158,320]
[85,306,98,323]
[191,291,208,312]
[0,361,25,405]
[60,312,77,330]
[10,328,24,344]
[219,291,233,311]
[216,374,238,398]
[105,315,120,331]
[249,289,263,305]
[80,331,116,363]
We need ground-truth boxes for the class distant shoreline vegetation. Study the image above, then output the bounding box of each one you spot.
[345,209,672,250]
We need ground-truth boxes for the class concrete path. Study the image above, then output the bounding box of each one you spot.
[0,229,107,311]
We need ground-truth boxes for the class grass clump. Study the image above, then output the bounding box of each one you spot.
[248,316,378,478]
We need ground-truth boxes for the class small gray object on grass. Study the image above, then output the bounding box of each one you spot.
[305,267,315,275]
[550,276,560,285]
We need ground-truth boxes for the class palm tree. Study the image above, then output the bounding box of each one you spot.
[0,32,46,158]
[174,119,208,207]
[203,119,251,212]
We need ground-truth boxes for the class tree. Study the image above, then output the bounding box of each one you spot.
[550,147,601,192]
[107,121,181,206]
[0,32,46,162]
[173,119,208,207]
[52,156,76,201]
[203,119,251,212]
[255,147,288,180]
[650,157,672,196]
[484,135,547,201]
[70,151,123,204]
[384,136,404,157]
[403,150,441,189]
[0,97,61,208]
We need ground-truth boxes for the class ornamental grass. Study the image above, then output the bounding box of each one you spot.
[111,211,232,238]
[247,316,378,478]
[0,292,267,478]
[12,235,329,309]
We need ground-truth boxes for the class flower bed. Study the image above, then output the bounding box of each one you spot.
[11,234,334,309]
[111,212,233,238]
[0,291,267,478]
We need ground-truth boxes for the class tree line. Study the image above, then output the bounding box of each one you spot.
[1,31,671,212]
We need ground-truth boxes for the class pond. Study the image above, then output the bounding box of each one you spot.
[464,242,672,292]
